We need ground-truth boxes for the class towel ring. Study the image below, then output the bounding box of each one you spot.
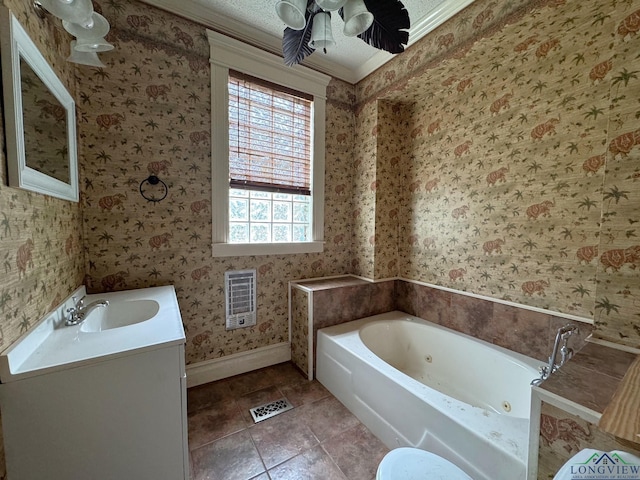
[139,175,168,202]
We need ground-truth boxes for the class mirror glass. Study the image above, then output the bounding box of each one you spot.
[0,7,79,202]
[20,58,71,184]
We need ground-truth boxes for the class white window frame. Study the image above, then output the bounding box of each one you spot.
[208,30,330,257]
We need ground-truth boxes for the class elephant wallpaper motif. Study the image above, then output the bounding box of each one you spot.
[0,0,83,359]
[352,0,640,349]
[538,403,640,478]
[76,0,356,365]
[1,0,637,382]
[0,0,639,475]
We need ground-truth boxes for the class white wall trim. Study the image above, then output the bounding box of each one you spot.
[587,336,640,355]
[407,0,476,47]
[140,0,358,82]
[140,0,477,84]
[213,242,324,258]
[532,387,601,425]
[208,30,329,256]
[185,342,290,388]
[351,0,477,81]
[289,273,364,293]
[207,30,331,97]
[307,291,314,381]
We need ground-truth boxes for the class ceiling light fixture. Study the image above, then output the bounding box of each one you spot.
[34,0,113,66]
[277,0,410,66]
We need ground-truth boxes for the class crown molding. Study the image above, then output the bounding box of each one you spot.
[138,0,476,84]
[351,0,476,81]
[138,0,360,83]
[407,0,475,45]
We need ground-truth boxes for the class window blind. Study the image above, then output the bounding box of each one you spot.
[228,70,313,196]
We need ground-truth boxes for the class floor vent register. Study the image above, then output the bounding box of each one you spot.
[249,398,294,423]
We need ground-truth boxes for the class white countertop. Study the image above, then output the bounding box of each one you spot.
[0,285,186,382]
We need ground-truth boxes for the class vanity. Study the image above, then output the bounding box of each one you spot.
[0,286,189,479]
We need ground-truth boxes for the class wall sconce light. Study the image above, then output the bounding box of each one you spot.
[34,0,113,66]
[63,13,114,52]
[67,40,106,67]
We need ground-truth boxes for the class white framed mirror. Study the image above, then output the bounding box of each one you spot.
[0,7,79,202]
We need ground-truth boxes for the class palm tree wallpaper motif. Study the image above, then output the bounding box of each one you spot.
[0,0,639,475]
[0,0,639,406]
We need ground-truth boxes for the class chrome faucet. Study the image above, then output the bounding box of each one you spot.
[65,296,109,326]
[531,324,579,386]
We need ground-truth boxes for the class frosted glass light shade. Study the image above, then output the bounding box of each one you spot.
[309,12,335,50]
[315,0,346,11]
[37,0,93,27]
[63,13,109,39]
[73,37,114,53]
[342,0,373,37]
[67,40,106,67]
[64,14,114,52]
[275,0,307,30]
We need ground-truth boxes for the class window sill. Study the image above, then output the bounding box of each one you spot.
[212,241,324,257]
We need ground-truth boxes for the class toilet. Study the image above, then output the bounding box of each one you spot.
[376,447,473,480]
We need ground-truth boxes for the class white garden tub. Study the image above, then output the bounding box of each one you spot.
[316,311,543,480]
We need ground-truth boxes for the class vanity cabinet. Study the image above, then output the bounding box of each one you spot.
[0,285,189,480]
[0,343,189,479]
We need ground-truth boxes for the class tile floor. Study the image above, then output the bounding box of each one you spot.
[187,362,389,480]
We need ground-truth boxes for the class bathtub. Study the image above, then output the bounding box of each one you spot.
[316,311,543,480]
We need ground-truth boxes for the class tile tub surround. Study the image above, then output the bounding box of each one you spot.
[538,343,637,416]
[535,344,640,478]
[290,288,310,378]
[292,276,592,369]
[290,277,395,377]
[290,276,640,478]
[537,402,640,480]
[394,280,593,363]
[187,361,389,480]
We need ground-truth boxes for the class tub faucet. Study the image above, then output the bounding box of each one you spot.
[65,296,109,326]
[531,324,579,386]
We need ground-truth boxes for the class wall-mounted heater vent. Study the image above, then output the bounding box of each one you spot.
[225,269,257,331]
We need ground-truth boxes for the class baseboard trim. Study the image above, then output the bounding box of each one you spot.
[185,342,291,388]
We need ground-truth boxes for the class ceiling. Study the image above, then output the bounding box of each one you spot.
[144,0,476,83]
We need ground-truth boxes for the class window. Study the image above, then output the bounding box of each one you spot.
[227,72,312,243]
[208,31,330,257]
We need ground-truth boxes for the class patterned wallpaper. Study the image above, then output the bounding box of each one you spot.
[0,0,638,475]
[0,2,84,478]
[0,2,84,360]
[353,0,640,349]
[352,101,378,279]
[373,101,404,279]
[1,0,636,377]
[77,0,356,365]
[538,402,640,478]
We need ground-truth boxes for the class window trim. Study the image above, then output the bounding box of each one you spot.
[207,30,330,257]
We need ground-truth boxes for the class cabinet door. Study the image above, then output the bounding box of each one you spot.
[1,345,188,480]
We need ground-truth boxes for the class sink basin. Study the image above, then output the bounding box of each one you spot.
[0,285,185,382]
[80,299,160,333]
